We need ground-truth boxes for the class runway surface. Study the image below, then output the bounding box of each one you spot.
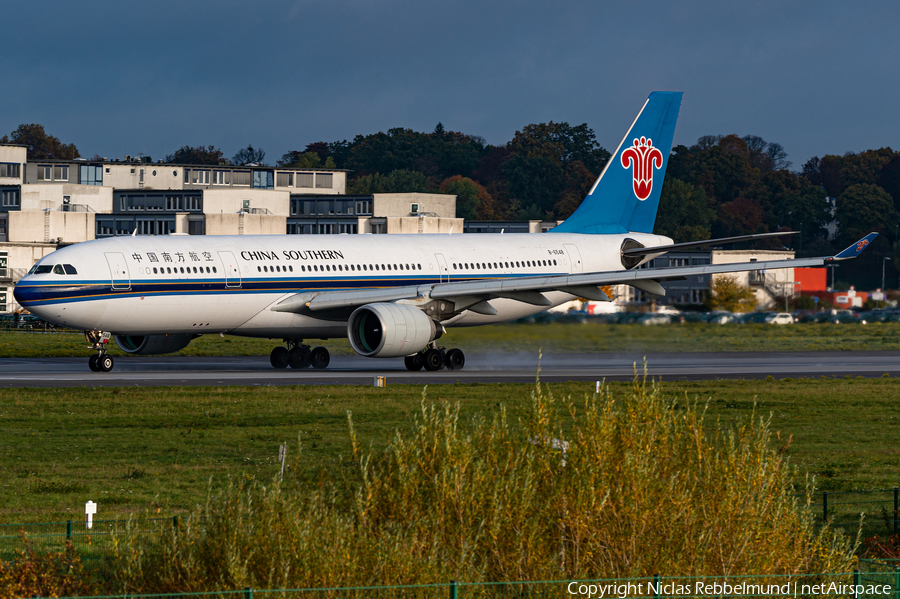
[0,351,898,387]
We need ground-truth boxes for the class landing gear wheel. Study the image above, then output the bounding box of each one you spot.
[404,355,424,371]
[423,348,444,371]
[88,354,100,372]
[98,354,114,372]
[270,346,289,369]
[445,348,465,371]
[310,346,330,369]
[288,346,311,369]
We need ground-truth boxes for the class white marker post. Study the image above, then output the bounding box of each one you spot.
[85,500,97,529]
[278,444,286,481]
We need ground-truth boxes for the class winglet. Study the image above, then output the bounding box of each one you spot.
[832,233,878,260]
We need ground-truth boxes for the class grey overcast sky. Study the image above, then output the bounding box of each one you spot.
[2,1,897,168]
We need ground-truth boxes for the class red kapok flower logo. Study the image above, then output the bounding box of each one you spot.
[621,136,664,201]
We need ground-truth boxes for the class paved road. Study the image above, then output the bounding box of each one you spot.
[0,351,898,388]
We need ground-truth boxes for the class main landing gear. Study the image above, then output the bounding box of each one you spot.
[404,344,465,372]
[270,339,330,370]
[85,330,114,372]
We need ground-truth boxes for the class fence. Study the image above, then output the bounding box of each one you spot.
[0,516,180,562]
[808,488,900,538]
[38,572,900,599]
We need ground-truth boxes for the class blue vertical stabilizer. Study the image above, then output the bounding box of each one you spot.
[552,91,682,235]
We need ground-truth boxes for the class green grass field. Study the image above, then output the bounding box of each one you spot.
[3,321,900,358]
[2,377,899,524]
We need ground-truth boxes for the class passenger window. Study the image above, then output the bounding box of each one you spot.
[64,264,77,275]
[206,267,210,273]
[289,265,293,272]
[418,264,422,270]
[212,267,217,273]
[153,267,158,274]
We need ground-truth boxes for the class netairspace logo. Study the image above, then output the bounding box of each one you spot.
[566,580,894,598]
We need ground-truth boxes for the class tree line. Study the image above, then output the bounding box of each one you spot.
[5,121,899,285]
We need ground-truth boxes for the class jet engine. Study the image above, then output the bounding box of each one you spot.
[114,334,196,355]
[348,303,439,358]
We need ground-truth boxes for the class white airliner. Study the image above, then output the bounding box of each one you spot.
[13,92,875,372]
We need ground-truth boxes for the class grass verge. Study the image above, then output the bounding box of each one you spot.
[1,377,899,524]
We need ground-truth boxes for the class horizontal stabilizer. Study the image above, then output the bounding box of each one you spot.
[623,231,798,257]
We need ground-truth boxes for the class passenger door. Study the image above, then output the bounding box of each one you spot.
[104,252,131,290]
[435,253,449,283]
[218,251,242,288]
[564,244,583,274]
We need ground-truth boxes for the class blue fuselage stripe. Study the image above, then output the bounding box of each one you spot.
[15,273,557,306]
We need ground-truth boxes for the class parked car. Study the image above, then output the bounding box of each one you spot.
[637,313,671,326]
[707,311,737,324]
[764,312,794,325]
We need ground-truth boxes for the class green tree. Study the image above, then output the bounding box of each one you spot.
[654,178,714,242]
[164,145,226,165]
[705,275,757,312]
[0,124,79,160]
[347,169,433,194]
[835,183,897,245]
[277,151,336,169]
[440,175,497,220]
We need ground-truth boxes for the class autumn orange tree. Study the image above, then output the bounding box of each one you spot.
[705,275,757,312]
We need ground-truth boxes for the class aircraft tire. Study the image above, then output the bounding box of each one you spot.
[270,346,289,369]
[99,354,114,372]
[310,346,330,369]
[404,355,423,371]
[288,346,310,369]
[423,349,443,371]
[445,348,465,371]
[88,354,101,372]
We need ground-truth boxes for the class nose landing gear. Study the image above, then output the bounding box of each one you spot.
[404,344,465,372]
[270,339,330,369]
[85,331,114,372]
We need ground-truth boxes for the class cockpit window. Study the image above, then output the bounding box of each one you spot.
[63,264,78,275]
[34,265,53,274]
[53,265,65,275]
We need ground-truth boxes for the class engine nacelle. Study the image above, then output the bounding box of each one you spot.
[114,334,196,355]
[348,303,438,358]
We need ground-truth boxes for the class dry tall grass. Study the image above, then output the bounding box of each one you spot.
[108,373,855,592]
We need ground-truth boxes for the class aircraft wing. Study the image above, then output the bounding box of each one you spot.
[271,233,877,315]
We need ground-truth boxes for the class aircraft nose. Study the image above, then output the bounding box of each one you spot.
[13,278,42,307]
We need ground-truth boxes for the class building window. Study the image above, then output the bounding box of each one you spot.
[1,189,20,207]
[232,171,251,186]
[53,165,68,181]
[297,172,314,188]
[338,223,358,234]
[315,173,333,189]
[80,165,103,186]
[188,220,204,235]
[691,289,706,304]
[356,200,371,214]
[0,163,20,178]
[410,203,419,214]
[0,290,6,312]
[190,170,210,185]
[669,258,689,268]
[276,172,293,187]
[213,170,229,185]
[253,170,274,189]
[0,216,6,239]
